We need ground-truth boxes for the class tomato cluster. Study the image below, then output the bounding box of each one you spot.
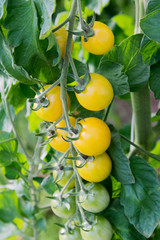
[34,19,114,240]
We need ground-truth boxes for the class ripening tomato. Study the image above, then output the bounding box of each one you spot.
[59,228,82,240]
[49,116,76,153]
[75,73,113,111]
[79,183,110,213]
[77,152,112,182]
[34,85,70,122]
[51,190,76,218]
[80,216,113,240]
[73,117,111,156]
[53,158,75,189]
[81,21,114,55]
[53,26,74,58]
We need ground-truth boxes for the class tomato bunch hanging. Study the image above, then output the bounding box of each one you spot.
[32,4,115,240]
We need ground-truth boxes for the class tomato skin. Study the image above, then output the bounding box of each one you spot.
[79,183,110,213]
[52,159,75,189]
[59,228,82,240]
[80,216,113,240]
[53,26,74,58]
[73,117,111,156]
[75,73,113,111]
[35,85,70,122]
[51,190,76,218]
[49,116,76,153]
[77,152,112,182]
[81,21,114,55]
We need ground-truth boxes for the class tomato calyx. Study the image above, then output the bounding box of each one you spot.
[29,86,50,111]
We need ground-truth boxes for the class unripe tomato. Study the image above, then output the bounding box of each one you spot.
[77,152,112,182]
[34,85,70,122]
[80,216,113,240]
[75,73,113,111]
[59,228,82,240]
[49,116,76,153]
[79,183,110,213]
[73,117,111,156]
[51,190,76,218]
[53,26,74,58]
[52,158,75,189]
[81,21,114,55]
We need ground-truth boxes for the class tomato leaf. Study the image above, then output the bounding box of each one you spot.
[120,156,160,238]
[149,62,160,99]
[41,175,56,195]
[19,198,35,219]
[34,0,56,40]
[0,132,18,167]
[104,199,146,240]
[0,221,21,240]
[140,36,160,65]
[146,0,160,14]
[0,190,19,222]
[102,34,150,91]
[140,10,160,43]
[0,104,14,132]
[0,0,6,19]
[85,0,110,15]
[107,125,135,184]
[97,61,129,96]
[0,32,38,85]
[4,0,60,83]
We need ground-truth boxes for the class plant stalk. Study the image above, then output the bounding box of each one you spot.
[130,0,154,152]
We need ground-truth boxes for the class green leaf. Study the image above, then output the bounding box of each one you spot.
[0,0,6,19]
[113,14,134,36]
[140,10,160,43]
[36,218,47,232]
[149,62,160,99]
[140,36,160,65]
[0,104,14,132]
[0,221,21,240]
[119,124,131,154]
[0,32,38,85]
[102,34,150,91]
[107,125,135,184]
[19,199,35,218]
[41,175,56,195]
[14,180,30,200]
[3,161,21,180]
[0,190,19,222]
[120,156,160,238]
[7,82,27,114]
[146,0,160,14]
[97,61,129,96]
[85,0,110,15]
[0,132,18,167]
[104,199,146,240]
[34,0,56,39]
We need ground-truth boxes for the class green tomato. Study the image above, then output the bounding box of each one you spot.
[51,190,76,218]
[59,228,82,240]
[79,183,110,213]
[80,216,113,240]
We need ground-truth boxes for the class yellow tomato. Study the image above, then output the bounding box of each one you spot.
[73,117,111,156]
[49,116,76,153]
[77,152,112,182]
[75,73,113,111]
[81,21,114,55]
[34,85,70,122]
[53,26,74,58]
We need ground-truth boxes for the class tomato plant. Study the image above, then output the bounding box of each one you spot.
[73,117,111,156]
[80,216,113,240]
[77,152,112,182]
[75,73,113,111]
[79,183,110,213]
[81,21,114,55]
